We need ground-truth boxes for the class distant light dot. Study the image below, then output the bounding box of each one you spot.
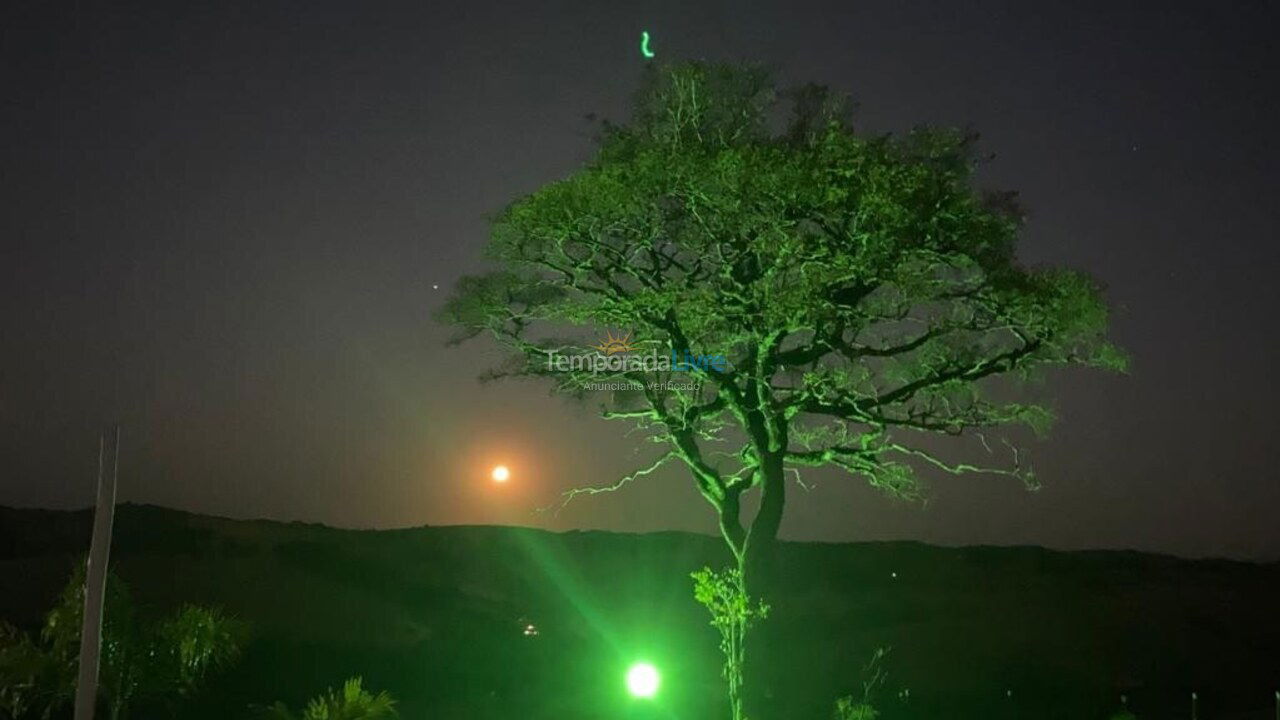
[891,572,897,578]
[491,465,510,483]
[432,284,439,290]
[626,662,660,698]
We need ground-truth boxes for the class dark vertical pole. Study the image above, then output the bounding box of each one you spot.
[73,427,119,720]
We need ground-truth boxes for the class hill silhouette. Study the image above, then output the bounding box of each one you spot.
[2,504,1277,719]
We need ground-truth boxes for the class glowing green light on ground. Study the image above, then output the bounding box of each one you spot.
[626,662,660,698]
[640,31,655,58]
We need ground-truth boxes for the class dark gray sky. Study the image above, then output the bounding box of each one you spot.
[2,0,1278,559]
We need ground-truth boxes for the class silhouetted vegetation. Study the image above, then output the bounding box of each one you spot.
[257,677,397,720]
[2,505,1278,719]
[0,561,244,719]
[833,648,890,720]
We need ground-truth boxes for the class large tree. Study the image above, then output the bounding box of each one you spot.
[441,61,1123,585]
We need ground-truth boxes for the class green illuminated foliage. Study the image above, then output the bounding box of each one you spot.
[442,61,1125,570]
[834,647,890,720]
[692,566,770,720]
[834,698,878,720]
[441,60,1124,718]
[0,565,244,720]
[155,604,244,702]
[0,621,62,719]
[258,677,398,720]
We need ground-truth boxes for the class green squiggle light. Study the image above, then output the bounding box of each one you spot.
[640,31,655,58]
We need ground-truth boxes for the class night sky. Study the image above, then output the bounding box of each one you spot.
[3,1,1278,559]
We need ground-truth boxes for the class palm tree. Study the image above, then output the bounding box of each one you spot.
[0,565,245,719]
[258,677,398,720]
[0,621,66,719]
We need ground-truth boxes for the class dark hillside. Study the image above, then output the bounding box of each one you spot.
[2,504,1277,719]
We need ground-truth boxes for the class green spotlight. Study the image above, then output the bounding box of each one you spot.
[626,661,660,698]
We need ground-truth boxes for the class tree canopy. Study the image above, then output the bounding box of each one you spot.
[440,62,1125,570]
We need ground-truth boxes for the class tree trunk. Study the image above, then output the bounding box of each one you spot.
[717,491,747,563]
[743,452,785,589]
[739,452,787,720]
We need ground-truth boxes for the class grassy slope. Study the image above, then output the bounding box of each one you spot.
[2,504,1277,719]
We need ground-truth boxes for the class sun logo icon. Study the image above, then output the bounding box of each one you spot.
[593,329,635,355]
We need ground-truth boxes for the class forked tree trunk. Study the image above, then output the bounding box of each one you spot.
[730,452,788,720]
[743,452,786,588]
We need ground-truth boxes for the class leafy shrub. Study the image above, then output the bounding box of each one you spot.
[691,566,770,720]
[834,695,879,720]
[833,647,890,720]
